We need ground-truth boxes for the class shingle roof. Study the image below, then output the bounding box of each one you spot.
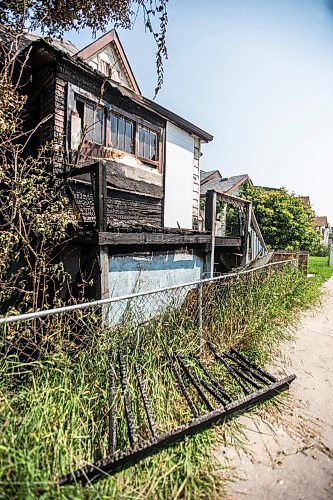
[254,185,280,192]
[1,24,213,143]
[314,216,328,227]
[200,170,222,184]
[0,25,79,55]
[299,196,310,206]
[201,174,249,196]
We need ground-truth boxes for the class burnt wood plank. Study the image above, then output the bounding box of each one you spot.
[96,161,107,232]
[97,232,241,247]
[106,161,163,199]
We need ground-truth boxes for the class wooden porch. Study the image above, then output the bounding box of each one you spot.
[63,161,267,274]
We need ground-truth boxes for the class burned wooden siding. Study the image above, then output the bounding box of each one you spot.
[69,179,162,227]
[24,58,56,157]
[51,58,165,228]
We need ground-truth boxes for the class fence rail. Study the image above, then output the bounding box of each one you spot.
[0,260,295,326]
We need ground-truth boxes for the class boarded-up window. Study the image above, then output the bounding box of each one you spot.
[108,111,134,154]
[138,126,158,161]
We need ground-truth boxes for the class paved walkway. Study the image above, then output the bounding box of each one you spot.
[219,278,333,499]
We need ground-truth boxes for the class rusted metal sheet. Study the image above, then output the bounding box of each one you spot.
[58,345,296,486]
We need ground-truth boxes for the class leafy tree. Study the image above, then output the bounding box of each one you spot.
[240,184,322,252]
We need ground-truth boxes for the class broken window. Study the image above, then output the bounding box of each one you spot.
[138,126,158,161]
[74,99,105,145]
[72,92,162,168]
[84,102,104,144]
[108,112,134,154]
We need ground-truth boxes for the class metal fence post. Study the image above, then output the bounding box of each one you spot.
[198,281,203,352]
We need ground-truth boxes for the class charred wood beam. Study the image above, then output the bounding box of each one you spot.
[135,364,158,439]
[188,355,232,404]
[164,349,199,418]
[108,351,117,455]
[176,355,214,411]
[204,190,216,233]
[57,161,98,179]
[230,349,277,383]
[97,232,241,247]
[208,342,251,395]
[118,351,137,447]
[95,161,107,232]
[58,373,296,486]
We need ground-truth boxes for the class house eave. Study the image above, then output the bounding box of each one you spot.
[27,39,213,143]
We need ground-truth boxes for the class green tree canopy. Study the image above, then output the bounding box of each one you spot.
[241,184,322,252]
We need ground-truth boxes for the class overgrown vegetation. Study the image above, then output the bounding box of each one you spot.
[308,255,333,284]
[240,184,322,252]
[0,264,321,498]
[0,0,169,316]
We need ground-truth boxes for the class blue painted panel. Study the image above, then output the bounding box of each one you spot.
[108,251,203,325]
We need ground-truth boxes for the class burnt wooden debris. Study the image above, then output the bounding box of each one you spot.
[58,345,296,486]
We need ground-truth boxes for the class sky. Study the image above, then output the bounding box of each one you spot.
[67,0,333,224]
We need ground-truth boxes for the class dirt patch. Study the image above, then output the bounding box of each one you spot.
[217,278,333,499]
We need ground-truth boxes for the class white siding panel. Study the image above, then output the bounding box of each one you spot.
[164,122,194,229]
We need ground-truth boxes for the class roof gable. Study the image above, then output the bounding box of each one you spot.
[76,29,140,94]
[200,173,251,196]
[314,216,328,227]
[200,170,222,184]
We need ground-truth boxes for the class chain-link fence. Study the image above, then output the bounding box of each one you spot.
[0,259,299,493]
[0,259,297,360]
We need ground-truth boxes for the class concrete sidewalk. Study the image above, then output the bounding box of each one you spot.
[221,278,333,499]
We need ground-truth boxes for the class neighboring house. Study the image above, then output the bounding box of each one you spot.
[200,171,252,235]
[2,26,227,302]
[254,185,280,192]
[313,216,331,246]
[199,170,267,267]
[201,172,252,198]
[299,196,311,206]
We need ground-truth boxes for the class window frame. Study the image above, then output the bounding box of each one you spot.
[110,104,163,171]
[76,96,106,146]
[71,85,164,172]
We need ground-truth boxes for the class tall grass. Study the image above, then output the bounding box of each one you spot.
[0,264,320,498]
[308,255,333,283]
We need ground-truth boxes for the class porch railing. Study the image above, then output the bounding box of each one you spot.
[204,189,268,269]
